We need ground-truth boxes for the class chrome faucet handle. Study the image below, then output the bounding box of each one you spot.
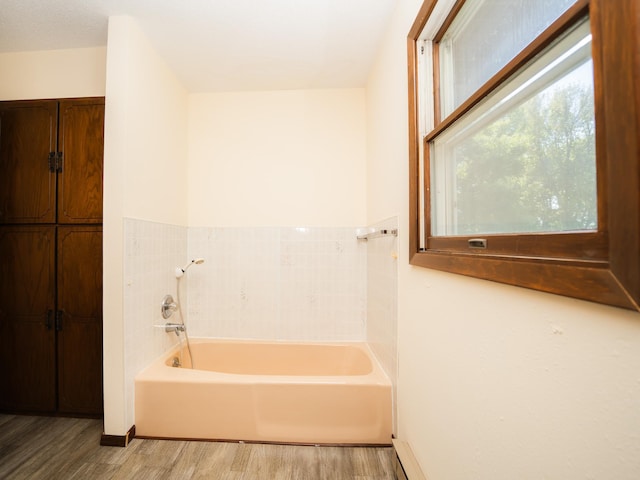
[161,294,178,319]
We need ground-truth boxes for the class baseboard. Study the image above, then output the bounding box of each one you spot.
[393,439,427,480]
[100,425,136,447]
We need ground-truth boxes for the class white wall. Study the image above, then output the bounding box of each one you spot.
[188,89,367,227]
[103,15,189,436]
[104,18,189,226]
[0,47,106,100]
[366,1,640,479]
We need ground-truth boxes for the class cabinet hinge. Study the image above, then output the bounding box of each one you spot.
[48,152,63,173]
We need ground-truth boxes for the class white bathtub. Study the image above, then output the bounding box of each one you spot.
[134,338,392,445]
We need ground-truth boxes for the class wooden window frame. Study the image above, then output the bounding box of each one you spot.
[407,0,640,310]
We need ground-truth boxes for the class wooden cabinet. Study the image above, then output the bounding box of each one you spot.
[0,98,103,225]
[0,101,58,224]
[57,226,103,414]
[57,99,104,224]
[0,226,56,411]
[0,98,104,416]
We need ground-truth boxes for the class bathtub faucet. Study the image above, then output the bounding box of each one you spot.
[164,322,186,336]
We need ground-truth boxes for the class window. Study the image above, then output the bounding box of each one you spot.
[408,0,640,310]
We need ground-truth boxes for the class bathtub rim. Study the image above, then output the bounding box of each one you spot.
[135,337,392,387]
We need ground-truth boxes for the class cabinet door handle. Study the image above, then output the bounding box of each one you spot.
[46,309,54,330]
[55,310,63,331]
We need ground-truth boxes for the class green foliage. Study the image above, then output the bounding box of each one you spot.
[453,82,596,235]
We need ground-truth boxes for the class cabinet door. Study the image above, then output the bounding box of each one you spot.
[0,101,58,224]
[57,226,103,414]
[0,226,56,411]
[58,99,104,224]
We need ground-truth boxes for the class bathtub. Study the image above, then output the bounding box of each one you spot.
[134,338,392,445]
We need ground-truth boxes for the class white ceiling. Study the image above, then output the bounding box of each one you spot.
[0,0,398,92]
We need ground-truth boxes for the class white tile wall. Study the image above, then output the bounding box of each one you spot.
[123,218,187,416]
[187,227,368,341]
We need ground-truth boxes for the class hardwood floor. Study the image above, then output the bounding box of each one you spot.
[0,414,395,479]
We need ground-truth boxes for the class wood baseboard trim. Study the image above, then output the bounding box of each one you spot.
[100,425,136,447]
[393,439,427,480]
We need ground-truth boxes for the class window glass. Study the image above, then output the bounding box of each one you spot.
[431,19,595,236]
[439,0,577,117]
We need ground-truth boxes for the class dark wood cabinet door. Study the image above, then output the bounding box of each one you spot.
[0,97,104,416]
[0,101,57,224]
[58,99,104,224]
[57,226,103,415]
[0,226,56,411]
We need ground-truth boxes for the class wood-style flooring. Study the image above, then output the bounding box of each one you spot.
[0,414,395,479]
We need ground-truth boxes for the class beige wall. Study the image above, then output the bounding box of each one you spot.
[366,1,640,479]
[188,89,367,227]
[0,47,106,100]
[102,15,189,436]
[104,20,189,226]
